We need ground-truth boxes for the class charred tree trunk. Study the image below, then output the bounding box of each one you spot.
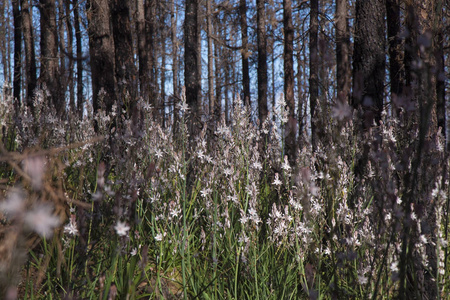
[110,0,136,107]
[335,0,350,104]
[309,0,319,150]
[386,0,403,115]
[86,0,116,114]
[207,0,214,115]
[185,0,201,125]
[352,0,385,128]
[240,0,250,108]
[40,0,61,115]
[74,0,83,118]
[256,0,268,124]
[136,0,148,100]
[21,0,37,113]
[12,0,22,113]
[283,0,296,163]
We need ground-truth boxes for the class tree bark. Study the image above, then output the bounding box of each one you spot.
[110,0,136,105]
[86,0,116,113]
[239,0,250,107]
[40,0,61,115]
[352,0,385,128]
[335,0,350,104]
[185,0,201,122]
[309,0,319,149]
[386,0,403,116]
[21,0,37,112]
[74,0,83,118]
[283,0,295,163]
[206,0,214,115]
[12,0,22,112]
[256,0,268,124]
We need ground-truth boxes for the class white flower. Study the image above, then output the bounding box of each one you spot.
[332,101,352,121]
[23,156,46,190]
[273,173,282,186]
[64,217,78,236]
[114,221,130,237]
[25,204,61,238]
[281,155,291,172]
[155,233,163,241]
[0,188,26,218]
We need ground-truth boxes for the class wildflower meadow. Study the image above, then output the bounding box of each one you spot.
[0,85,449,299]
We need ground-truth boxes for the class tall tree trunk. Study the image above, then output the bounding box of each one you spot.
[86,0,116,114]
[352,0,385,128]
[335,0,350,104]
[206,0,214,115]
[136,0,148,99]
[239,0,250,107]
[386,0,403,116]
[309,0,319,149]
[145,0,157,106]
[110,0,136,108]
[435,2,446,148]
[283,0,295,163]
[161,8,167,128]
[74,0,83,118]
[40,0,61,115]
[171,0,178,130]
[185,0,201,124]
[21,0,37,112]
[256,0,268,124]
[12,0,22,113]
[64,0,75,113]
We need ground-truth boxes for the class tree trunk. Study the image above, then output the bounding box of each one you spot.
[12,0,22,113]
[40,0,61,115]
[64,0,75,113]
[110,0,136,106]
[21,0,37,112]
[206,0,214,115]
[136,0,148,99]
[335,0,350,104]
[283,0,295,163]
[74,0,83,118]
[352,0,385,128]
[185,0,201,123]
[309,0,319,149]
[386,0,403,116]
[86,0,116,114]
[239,0,250,107]
[256,0,268,124]
[145,0,157,106]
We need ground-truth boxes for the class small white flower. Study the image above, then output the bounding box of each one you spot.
[130,248,138,256]
[281,156,291,172]
[114,221,130,237]
[0,188,26,218]
[155,233,163,241]
[273,173,282,186]
[64,216,78,236]
[25,204,61,238]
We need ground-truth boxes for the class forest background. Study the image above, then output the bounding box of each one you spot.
[0,0,449,299]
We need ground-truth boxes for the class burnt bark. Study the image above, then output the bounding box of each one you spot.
[21,0,37,112]
[256,0,268,124]
[239,0,250,107]
[86,0,116,113]
[352,0,385,128]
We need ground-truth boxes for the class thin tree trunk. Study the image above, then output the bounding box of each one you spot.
[309,0,319,149]
[239,0,250,107]
[185,0,201,124]
[12,0,22,112]
[256,0,268,124]
[21,0,37,112]
[386,0,403,116]
[136,0,148,99]
[336,0,350,104]
[65,0,75,113]
[40,0,61,115]
[74,0,83,118]
[207,0,214,115]
[283,0,295,163]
